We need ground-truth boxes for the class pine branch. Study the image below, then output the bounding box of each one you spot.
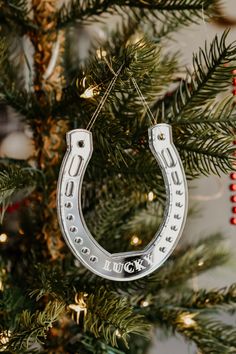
[161,30,236,122]
[147,233,229,291]
[86,192,163,253]
[84,288,150,348]
[179,318,236,353]
[3,301,66,352]
[177,284,236,310]
[148,306,236,354]
[175,126,235,176]
[80,334,126,354]
[171,95,236,126]
[0,164,41,222]
[56,0,218,29]
[0,38,41,119]
[0,0,35,33]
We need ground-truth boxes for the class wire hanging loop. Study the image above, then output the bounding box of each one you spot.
[130,77,157,126]
[86,63,124,131]
[86,62,159,132]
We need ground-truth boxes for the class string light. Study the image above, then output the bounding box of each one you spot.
[68,293,88,324]
[0,330,11,349]
[147,191,154,202]
[198,260,204,267]
[96,49,107,59]
[130,235,142,246]
[126,33,143,46]
[140,299,150,307]
[115,329,122,338]
[177,313,197,328]
[80,86,100,99]
[0,233,7,243]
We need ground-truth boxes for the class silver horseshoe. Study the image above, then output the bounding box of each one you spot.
[57,123,188,281]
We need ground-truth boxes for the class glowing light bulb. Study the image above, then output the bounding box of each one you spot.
[140,300,149,307]
[96,49,107,59]
[147,191,154,201]
[198,260,204,267]
[0,330,11,347]
[115,329,122,338]
[130,235,142,246]
[80,86,99,99]
[69,293,88,324]
[178,313,197,328]
[0,233,7,243]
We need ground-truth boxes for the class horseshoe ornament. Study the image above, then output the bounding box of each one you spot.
[57,123,188,281]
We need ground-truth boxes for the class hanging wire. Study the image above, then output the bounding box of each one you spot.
[86,61,161,131]
[131,77,157,126]
[86,63,124,131]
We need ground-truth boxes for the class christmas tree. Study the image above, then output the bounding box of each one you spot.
[0,0,236,353]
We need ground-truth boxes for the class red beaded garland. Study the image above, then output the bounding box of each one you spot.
[229,184,236,191]
[230,70,236,224]
[230,217,236,225]
[231,195,236,203]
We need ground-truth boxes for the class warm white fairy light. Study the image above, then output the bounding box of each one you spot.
[126,33,143,46]
[198,260,204,267]
[140,300,149,307]
[0,233,8,243]
[147,191,154,202]
[96,49,107,59]
[80,86,99,99]
[115,329,122,338]
[0,330,11,350]
[68,293,88,324]
[18,228,24,236]
[178,313,197,328]
[130,235,142,246]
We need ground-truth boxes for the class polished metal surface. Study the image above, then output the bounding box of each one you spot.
[57,123,188,281]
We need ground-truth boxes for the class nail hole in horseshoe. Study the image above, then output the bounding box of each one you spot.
[158,133,165,140]
[78,140,85,148]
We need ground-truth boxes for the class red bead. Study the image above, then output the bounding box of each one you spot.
[233,78,236,86]
[230,172,236,180]
[232,89,236,96]
[230,217,236,225]
[232,206,236,213]
[232,69,236,75]
[230,184,236,191]
[231,195,236,203]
